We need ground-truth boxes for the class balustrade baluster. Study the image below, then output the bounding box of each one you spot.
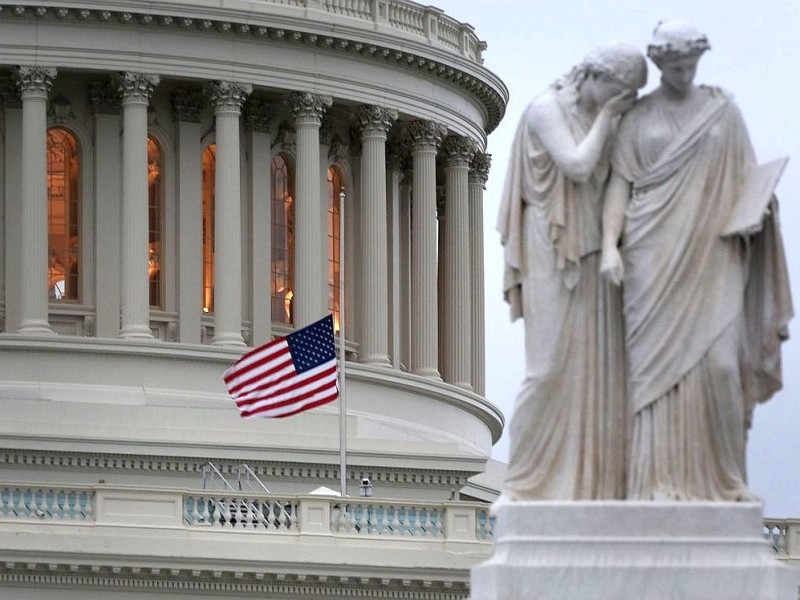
[219,499,232,527]
[380,505,390,534]
[66,490,78,520]
[287,502,298,530]
[391,505,402,534]
[200,497,212,525]
[277,502,289,530]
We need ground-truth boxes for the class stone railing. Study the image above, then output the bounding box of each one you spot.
[7,0,485,64]
[0,484,495,543]
[764,518,800,560]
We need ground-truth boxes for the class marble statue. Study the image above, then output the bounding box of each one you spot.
[497,43,647,500]
[601,21,793,501]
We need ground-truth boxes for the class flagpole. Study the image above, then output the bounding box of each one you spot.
[338,188,347,498]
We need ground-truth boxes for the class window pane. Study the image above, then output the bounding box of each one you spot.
[47,128,80,302]
[148,137,163,308]
[271,155,294,325]
[202,144,216,313]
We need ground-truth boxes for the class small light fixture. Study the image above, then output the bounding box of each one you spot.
[359,477,373,498]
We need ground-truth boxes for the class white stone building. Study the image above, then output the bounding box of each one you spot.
[0,1,508,598]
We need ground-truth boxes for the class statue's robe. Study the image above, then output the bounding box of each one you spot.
[497,90,627,499]
[612,87,793,500]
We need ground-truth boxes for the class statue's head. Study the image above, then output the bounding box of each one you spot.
[583,42,648,92]
[647,20,710,66]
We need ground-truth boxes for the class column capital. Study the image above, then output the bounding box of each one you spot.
[469,152,492,186]
[115,72,159,103]
[89,81,122,115]
[172,89,204,123]
[14,66,57,98]
[407,120,446,150]
[355,104,398,137]
[441,135,477,168]
[208,81,251,114]
[244,98,273,133]
[287,92,332,124]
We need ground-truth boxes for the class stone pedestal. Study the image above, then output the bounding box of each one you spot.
[471,501,797,600]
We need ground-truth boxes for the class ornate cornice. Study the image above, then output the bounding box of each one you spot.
[114,72,159,102]
[89,80,121,115]
[14,66,57,98]
[0,4,507,133]
[287,92,332,124]
[406,120,446,150]
[469,152,491,186]
[172,89,204,123]
[0,449,472,487]
[355,104,398,136]
[0,563,469,599]
[441,135,477,167]
[208,80,252,113]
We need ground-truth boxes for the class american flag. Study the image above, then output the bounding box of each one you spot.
[224,315,339,418]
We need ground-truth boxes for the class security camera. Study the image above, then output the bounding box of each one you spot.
[361,478,370,486]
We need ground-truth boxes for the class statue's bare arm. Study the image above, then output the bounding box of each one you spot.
[600,172,631,285]
[531,91,633,183]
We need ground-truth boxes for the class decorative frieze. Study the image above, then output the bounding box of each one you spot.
[287,91,332,123]
[114,72,159,102]
[355,104,398,136]
[441,135,477,167]
[171,89,204,123]
[14,66,56,98]
[89,80,121,115]
[406,120,446,149]
[244,98,273,133]
[469,151,491,186]
[208,80,251,113]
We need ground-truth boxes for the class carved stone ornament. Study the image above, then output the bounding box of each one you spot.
[441,135,477,166]
[14,66,57,98]
[469,151,492,186]
[207,81,252,113]
[287,92,332,123]
[406,120,446,149]
[48,94,73,120]
[385,141,407,172]
[83,315,96,338]
[244,98,273,133]
[355,104,398,136]
[319,113,333,145]
[328,134,349,161]
[272,122,296,155]
[171,89,204,123]
[114,72,159,102]
[89,81,122,115]
[0,78,22,109]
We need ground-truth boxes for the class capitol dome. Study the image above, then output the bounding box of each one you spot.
[0,1,508,598]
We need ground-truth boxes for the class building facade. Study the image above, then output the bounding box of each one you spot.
[0,1,508,598]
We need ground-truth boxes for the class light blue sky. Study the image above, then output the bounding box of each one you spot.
[432,0,800,516]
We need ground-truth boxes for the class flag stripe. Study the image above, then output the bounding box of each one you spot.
[235,362,337,407]
[223,315,339,420]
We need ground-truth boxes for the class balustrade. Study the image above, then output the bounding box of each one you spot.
[0,486,94,521]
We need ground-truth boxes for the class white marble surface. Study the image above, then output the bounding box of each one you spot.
[471,501,798,600]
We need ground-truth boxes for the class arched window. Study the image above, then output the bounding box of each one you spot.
[271,154,294,325]
[46,127,80,302]
[202,144,216,314]
[327,166,343,333]
[147,136,163,308]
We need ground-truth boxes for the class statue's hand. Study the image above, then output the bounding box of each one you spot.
[600,246,624,286]
[603,90,636,118]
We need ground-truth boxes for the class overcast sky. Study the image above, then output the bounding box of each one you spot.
[431,0,799,517]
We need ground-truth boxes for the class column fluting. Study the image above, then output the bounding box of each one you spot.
[407,121,444,378]
[355,105,397,366]
[116,72,159,339]
[16,66,57,335]
[441,135,476,389]
[209,81,251,347]
[288,92,332,328]
[469,152,491,396]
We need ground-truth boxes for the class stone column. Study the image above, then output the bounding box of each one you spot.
[16,67,57,335]
[398,164,413,371]
[386,149,404,370]
[2,82,22,333]
[354,105,397,366]
[469,152,491,396]
[406,121,444,378]
[244,99,273,346]
[172,89,204,344]
[209,81,251,347]
[441,135,476,389]
[288,92,332,328]
[117,72,159,339]
[90,81,123,339]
